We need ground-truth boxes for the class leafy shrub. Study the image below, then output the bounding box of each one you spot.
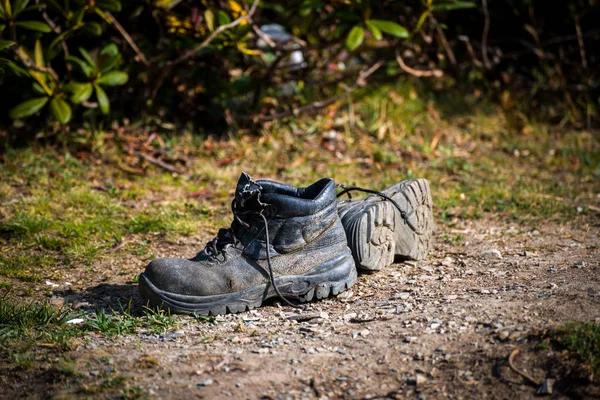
[0,0,598,137]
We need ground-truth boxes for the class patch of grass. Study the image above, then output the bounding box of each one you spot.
[557,322,600,378]
[0,254,53,282]
[80,373,128,395]
[84,302,178,336]
[0,213,51,238]
[142,306,177,334]
[51,356,77,377]
[85,303,139,337]
[121,385,145,399]
[0,299,76,348]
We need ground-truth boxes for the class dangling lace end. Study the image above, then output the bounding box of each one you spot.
[259,212,306,311]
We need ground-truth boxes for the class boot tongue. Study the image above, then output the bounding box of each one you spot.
[235,172,266,209]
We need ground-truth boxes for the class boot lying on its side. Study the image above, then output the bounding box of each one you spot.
[139,172,357,315]
[337,179,434,272]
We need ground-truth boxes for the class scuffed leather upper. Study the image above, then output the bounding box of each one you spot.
[143,172,348,296]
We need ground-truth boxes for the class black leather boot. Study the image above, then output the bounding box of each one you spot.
[337,179,434,272]
[139,173,356,315]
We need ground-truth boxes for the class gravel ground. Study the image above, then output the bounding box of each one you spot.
[3,218,600,399]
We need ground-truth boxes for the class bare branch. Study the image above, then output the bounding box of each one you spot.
[170,0,260,67]
[508,349,542,386]
[458,35,483,67]
[13,48,60,82]
[430,15,456,66]
[574,16,588,69]
[105,11,149,66]
[36,0,72,75]
[243,61,384,122]
[133,151,186,175]
[253,25,276,48]
[396,53,443,78]
[481,0,491,69]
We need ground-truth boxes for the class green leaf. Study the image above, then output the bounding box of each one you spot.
[365,20,382,41]
[65,55,95,78]
[49,23,83,51]
[346,25,364,51]
[70,8,85,25]
[47,0,66,17]
[217,10,231,26]
[15,20,52,32]
[100,43,119,57]
[34,40,43,67]
[32,81,45,95]
[9,97,48,119]
[0,40,14,51]
[97,70,127,86]
[433,1,476,11]
[0,2,7,20]
[204,9,214,32]
[49,97,72,124]
[154,0,182,9]
[65,82,93,103]
[366,20,408,38]
[2,0,11,18]
[94,84,109,114]
[95,0,121,12]
[12,0,29,16]
[83,21,103,36]
[5,60,28,76]
[78,47,97,73]
[98,43,121,72]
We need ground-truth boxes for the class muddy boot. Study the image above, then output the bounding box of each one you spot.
[139,173,356,315]
[337,179,434,272]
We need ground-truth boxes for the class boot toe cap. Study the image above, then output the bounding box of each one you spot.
[143,257,201,295]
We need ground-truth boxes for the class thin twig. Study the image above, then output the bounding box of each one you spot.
[574,16,588,69]
[134,151,185,175]
[105,11,149,65]
[430,15,456,66]
[481,0,491,69]
[458,35,483,67]
[170,0,260,67]
[36,0,72,76]
[508,349,542,386]
[13,48,60,81]
[253,24,276,48]
[242,60,384,122]
[525,6,545,59]
[396,53,443,78]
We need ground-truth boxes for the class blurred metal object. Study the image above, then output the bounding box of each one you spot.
[257,24,306,71]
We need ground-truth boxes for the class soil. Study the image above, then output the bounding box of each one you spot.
[2,217,600,399]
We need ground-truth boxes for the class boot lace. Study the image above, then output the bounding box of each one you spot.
[204,185,305,310]
[336,183,426,234]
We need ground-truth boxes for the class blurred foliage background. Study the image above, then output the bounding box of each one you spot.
[0,0,598,145]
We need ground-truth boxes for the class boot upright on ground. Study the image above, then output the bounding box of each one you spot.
[139,172,357,315]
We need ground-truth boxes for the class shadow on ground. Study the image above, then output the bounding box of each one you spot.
[54,283,147,315]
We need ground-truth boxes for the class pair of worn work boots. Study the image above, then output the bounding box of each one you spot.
[139,173,433,315]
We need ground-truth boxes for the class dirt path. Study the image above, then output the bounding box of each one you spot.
[12,218,594,399]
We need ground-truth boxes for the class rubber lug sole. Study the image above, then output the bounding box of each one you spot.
[339,179,433,272]
[138,252,357,316]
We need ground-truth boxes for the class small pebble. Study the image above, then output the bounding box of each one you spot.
[481,249,502,259]
[197,378,213,387]
[394,292,410,300]
[415,373,427,386]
